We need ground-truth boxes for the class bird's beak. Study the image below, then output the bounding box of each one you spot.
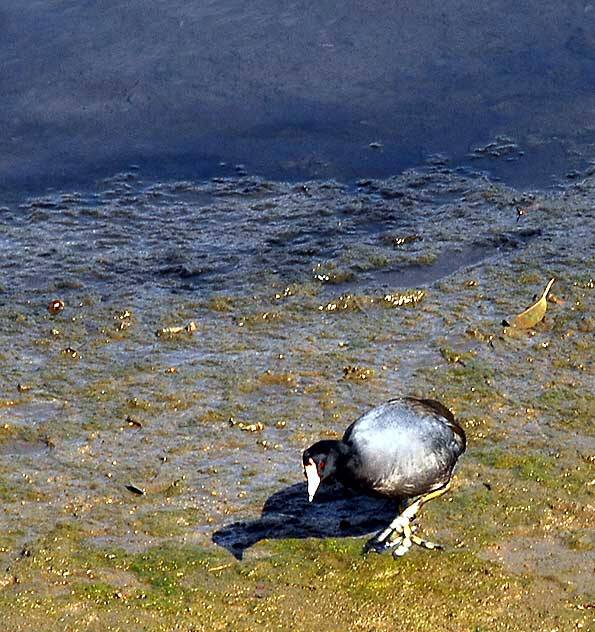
[304,458,320,502]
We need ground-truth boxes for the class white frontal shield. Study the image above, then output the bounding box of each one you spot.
[304,459,321,502]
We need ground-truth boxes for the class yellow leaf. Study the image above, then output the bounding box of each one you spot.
[510,278,555,329]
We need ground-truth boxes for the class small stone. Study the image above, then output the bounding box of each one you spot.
[48,299,64,314]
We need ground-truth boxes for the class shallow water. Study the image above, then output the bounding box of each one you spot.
[4,1,595,191]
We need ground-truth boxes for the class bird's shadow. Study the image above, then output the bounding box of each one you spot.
[212,481,401,560]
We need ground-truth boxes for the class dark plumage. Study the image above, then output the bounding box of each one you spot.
[302,397,466,557]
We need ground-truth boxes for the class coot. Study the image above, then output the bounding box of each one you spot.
[302,397,466,557]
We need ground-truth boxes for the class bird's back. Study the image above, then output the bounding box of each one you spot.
[339,397,465,498]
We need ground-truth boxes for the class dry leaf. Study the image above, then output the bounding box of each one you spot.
[510,278,555,329]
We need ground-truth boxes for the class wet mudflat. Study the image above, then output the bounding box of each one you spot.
[0,166,594,630]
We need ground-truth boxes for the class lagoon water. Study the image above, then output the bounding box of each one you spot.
[3,0,595,191]
[0,3,594,630]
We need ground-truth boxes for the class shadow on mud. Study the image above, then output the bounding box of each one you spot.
[212,482,400,560]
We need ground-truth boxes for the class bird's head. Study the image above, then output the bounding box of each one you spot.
[302,440,342,502]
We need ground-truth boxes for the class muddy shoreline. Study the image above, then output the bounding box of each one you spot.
[0,164,593,629]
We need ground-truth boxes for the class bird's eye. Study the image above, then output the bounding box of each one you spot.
[319,460,325,470]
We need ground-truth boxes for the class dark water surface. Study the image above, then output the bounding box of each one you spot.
[3,1,595,191]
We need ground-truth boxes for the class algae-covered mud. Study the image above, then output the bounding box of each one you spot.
[0,165,594,631]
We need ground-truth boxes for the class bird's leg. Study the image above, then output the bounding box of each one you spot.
[363,483,451,556]
[386,525,444,557]
[365,512,410,552]
[387,520,413,557]
[362,500,407,553]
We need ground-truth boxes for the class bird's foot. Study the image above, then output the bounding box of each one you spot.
[388,527,444,558]
[410,530,444,552]
[363,524,443,558]
[389,536,412,558]
[387,521,414,557]
[363,514,409,553]
[362,538,395,555]
[363,518,408,555]
[365,524,414,558]
[363,529,401,554]
[362,534,411,557]
[392,525,444,555]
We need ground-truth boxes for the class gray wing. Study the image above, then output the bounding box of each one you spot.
[341,398,463,498]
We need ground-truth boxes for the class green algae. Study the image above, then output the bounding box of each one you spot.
[534,388,595,429]
[474,449,556,483]
[1,536,591,631]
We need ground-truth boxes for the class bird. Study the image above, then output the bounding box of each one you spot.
[302,396,466,558]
